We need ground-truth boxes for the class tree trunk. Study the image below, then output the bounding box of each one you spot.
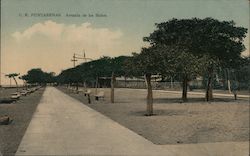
[124,76,127,88]
[227,80,231,93]
[95,76,98,94]
[87,94,91,104]
[136,78,139,88]
[182,75,188,102]
[76,83,79,93]
[83,81,87,91]
[226,68,231,93]
[12,77,18,92]
[206,68,213,101]
[111,72,115,103]
[170,76,173,89]
[145,74,153,116]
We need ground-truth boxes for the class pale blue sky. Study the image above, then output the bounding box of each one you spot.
[2,0,249,40]
[1,0,249,85]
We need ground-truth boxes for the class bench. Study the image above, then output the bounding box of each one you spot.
[20,90,28,96]
[94,91,104,100]
[30,88,36,92]
[78,89,85,93]
[11,92,21,100]
[26,89,32,94]
[73,88,85,94]
[84,89,91,96]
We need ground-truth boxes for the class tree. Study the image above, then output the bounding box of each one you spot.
[232,56,250,90]
[57,67,82,89]
[125,45,177,115]
[127,49,156,116]
[44,72,56,84]
[80,56,128,103]
[57,56,129,103]
[19,75,28,89]
[77,56,113,96]
[110,56,128,103]
[5,73,20,91]
[144,18,247,101]
[23,68,45,84]
[22,68,56,85]
[174,52,203,101]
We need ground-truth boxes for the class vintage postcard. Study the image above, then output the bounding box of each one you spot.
[0,0,249,156]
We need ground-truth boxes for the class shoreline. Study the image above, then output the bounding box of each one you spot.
[0,87,45,155]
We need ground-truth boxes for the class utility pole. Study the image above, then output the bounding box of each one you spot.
[83,51,86,63]
[71,50,93,67]
[71,53,77,67]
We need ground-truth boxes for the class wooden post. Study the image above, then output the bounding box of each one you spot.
[227,69,232,93]
[124,76,127,88]
[170,76,173,89]
[95,76,98,94]
[76,83,79,93]
[87,94,91,104]
[234,92,237,100]
[111,72,115,103]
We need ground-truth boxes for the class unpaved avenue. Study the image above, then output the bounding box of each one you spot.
[16,87,248,156]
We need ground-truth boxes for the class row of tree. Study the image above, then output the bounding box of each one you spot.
[20,17,248,116]
[125,17,248,115]
[57,56,128,103]
[20,68,56,85]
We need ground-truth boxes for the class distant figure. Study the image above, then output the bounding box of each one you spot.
[231,81,239,100]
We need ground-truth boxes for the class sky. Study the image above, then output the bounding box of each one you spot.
[1,0,249,85]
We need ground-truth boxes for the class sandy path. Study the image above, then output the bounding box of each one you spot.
[16,87,249,156]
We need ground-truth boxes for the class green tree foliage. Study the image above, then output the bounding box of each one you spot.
[234,57,250,89]
[125,45,182,115]
[81,56,113,79]
[76,56,128,78]
[22,68,55,85]
[144,18,247,63]
[5,73,20,91]
[56,56,130,103]
[144,17,248,101]
[129,46,163,115]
